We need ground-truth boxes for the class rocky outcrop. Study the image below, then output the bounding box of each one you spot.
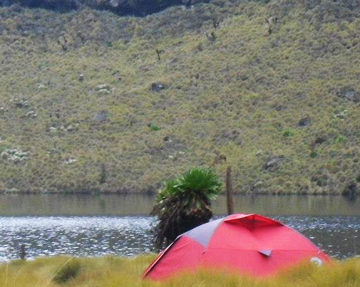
[0,0,210,16]
[339,88,359,103]
[0,0,78,11]
[1,148,29,163]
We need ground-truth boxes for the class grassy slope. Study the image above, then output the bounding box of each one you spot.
[0,0,359,194]
[0,256,359,287]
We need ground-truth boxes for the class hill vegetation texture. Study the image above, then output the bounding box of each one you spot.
[0,0,359,194]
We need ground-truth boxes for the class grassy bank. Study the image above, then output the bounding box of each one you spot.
[0,0,359,194]
[0,256,359,287]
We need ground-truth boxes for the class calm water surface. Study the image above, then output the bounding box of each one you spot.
[0,194,359,261]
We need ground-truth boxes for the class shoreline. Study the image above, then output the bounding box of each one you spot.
[0,189,354,196]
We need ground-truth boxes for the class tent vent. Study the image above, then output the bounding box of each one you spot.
[258,250,272,257]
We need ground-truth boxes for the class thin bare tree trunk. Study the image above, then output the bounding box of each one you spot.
[226,166,234,215]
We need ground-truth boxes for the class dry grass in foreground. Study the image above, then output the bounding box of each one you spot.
[0,255,359,287]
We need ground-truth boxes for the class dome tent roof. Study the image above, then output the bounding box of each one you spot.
[143,213,329,280]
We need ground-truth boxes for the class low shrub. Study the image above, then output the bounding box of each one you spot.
[52,258,81,284]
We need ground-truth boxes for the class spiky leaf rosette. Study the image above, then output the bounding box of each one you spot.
[152,167,221,250]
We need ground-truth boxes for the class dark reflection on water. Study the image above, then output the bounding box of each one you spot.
[0,194,359,216]
[0,216,358,261]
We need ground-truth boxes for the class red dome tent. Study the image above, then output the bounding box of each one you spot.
[143,213,329,280]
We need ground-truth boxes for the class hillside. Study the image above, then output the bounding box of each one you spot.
[0,0,359,194]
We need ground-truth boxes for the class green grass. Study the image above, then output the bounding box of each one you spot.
[0,0,359,194]
[156,167,221,202]
[0,256,359,287]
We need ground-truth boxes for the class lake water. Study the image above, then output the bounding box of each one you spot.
[0,194,359,261]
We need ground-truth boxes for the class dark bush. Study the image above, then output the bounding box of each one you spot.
[53,259,81,284]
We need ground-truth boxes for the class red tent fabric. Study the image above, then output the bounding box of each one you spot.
[143,213,329,280]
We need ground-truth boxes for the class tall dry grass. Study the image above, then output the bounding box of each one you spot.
[0,256,359,287]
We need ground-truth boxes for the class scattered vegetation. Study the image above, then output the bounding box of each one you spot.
[148,123,160,132]
[152,167,221,249]
[282,128,292,138]
[0,256,359,287]
[0,0,359,195]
